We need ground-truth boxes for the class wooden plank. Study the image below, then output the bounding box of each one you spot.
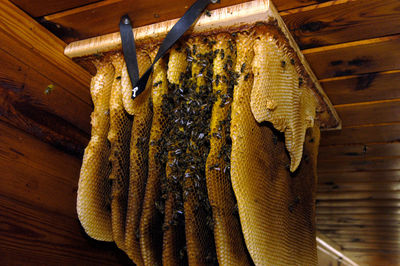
[10,0,99,17]
[319,143,400,161]
[316,232,358,266]
[0,49,89,155]
[273,0,328,11]
[317,182,400,193]
[316,191,400,200]
[44,0,252,42]
[320,70,400,105]
[335,100,400,128]
[316,207,400,215]
[344,252,400,266]
[318,157,400,172]
[324,235,400,243]
[340,242,400,251]
[316,199,400,208]
[318,227,400,236]
[0,121,130,265]
[0,1,92,154]
[320,124,400,146]
[0,1,92,105]
[0,196,132,266]
[281,0,400,49]
[316,216,400,227]
[318,170,400,183]
[0,121,83,216]
[303,35,400,79]
[43,0,325,43]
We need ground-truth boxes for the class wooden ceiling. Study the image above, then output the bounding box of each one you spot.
[9,0,400,264]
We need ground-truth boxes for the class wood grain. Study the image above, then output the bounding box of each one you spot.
[43,0,327,42]
[304,35,400,79]
[317,191,400,200]
[317,206,400,215]
[335,100,400,128]
[316,199,400,208]
[320,70,400,105]
[0,121,131,265]
[44,0,252,42]
[318,157,400,172]
[344,252,400,266]
[10,0,99,17]
[0,49,89,155]
[320,124,400,146]
[318,170,400,183]
[316,214,400,225]
[281,0,400,49]
[319,143,400,161]
[318,182,400,193]
[0,1,92,154]
[0,1,92,104]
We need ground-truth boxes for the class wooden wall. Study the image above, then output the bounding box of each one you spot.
[0,1,131,264]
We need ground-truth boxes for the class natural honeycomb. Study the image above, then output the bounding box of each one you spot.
[77,60,114,241]
[77,23,322,265]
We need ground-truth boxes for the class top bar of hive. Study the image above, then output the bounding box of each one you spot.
[64,0,341,130]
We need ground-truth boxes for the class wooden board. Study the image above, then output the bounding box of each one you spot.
[320,124,400,146]
[334,100,400,128]
[42,0,326,42]
[303,35,400,79]
[0,1,92,105]
[318,182,400,193]
[318,170,400,183]
[316,214,400,225]
[316,207,400,215]
[319,143,400,161]
[0,1,92,155]
[281,0,400,49]
[0,49,89,155]
[317,191,400,200]
[10,0,99,17]
[318,157,400,172]
[0,121,131,265]
[320,70,400,105]
[316,199,400,208]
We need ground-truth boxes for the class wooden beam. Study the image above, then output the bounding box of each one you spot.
[0,1,92,104]
[10,0,99,17]
[320,70,400,105]
[281,0,400,49]
[303,35,400,79]
[0,1,92,155]
[0,121,130,265]
[43,0,324,42]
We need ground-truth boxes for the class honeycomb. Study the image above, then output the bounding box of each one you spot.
[77,60,114,241]
[77,23,321,265]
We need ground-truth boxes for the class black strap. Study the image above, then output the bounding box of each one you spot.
[119,15,139,87]
[120,0,215,99]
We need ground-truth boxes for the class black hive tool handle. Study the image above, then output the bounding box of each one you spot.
[120,0,217,99]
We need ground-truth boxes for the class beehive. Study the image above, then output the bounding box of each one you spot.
[70,1,340,265]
